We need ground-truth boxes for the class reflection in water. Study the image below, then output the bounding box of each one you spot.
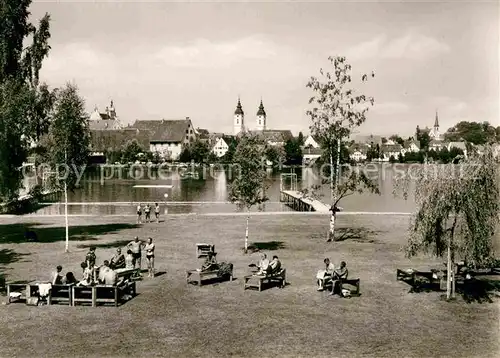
[32,164,418,215]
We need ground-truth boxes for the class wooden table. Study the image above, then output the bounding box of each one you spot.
[244,269,286,292]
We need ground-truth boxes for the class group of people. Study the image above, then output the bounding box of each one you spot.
[136,203,161,224]
[51,236,157,287]
[252,253,282,275]
[316,259,348,295]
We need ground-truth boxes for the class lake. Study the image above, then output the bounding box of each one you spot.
[30,163,417,215]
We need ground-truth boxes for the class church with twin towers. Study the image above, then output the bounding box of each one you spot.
[231,97,293,145]
[233,97,268,135]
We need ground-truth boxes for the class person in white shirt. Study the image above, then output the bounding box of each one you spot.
[256,253,270,275]
[317,258,335,291]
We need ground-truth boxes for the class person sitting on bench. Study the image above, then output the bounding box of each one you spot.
[77,262,93,286]
[256,253,270,275]
[201,251,218,272]
[125,250,135,270]
[110,248,125,269]
[317,258,335,291]
[98,260,112,283]
[268,255,281,275]
[51,265,64,285]
[330,261,348,295]
[63,272,78,285]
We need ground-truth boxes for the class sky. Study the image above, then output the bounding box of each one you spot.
[32,0,499,137]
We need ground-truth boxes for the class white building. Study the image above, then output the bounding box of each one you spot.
[447,141,467,157]
[88,100,123,130]
[131,118,197,160]
[303,135,320,149]
[212,137,229,157]
[429,110,441,140]
[233,98,245,135]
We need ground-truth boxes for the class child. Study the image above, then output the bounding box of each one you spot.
[144,204,151,223]
[136,203,142,224]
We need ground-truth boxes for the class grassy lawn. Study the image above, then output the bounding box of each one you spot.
[0,213,498,357]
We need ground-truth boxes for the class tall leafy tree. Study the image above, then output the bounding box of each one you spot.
[190,139,210,164]
[229,134,269,253]
[47,83,90,190]
[0,0,53,201]
[393,147,500,300]
[297,131,305,146]
[306,56,378,239]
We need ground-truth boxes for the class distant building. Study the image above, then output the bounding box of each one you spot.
[381,144,403,161]
[131,118,197,160]
[429,139,445,151]
[89,127,149,163]
[303,135,320,149]
[349,143,370,162]
[233,98,245,135]
[429,110,441,140]
[89,100,122,130]
[195,128,210,143]
[212,137,229,157]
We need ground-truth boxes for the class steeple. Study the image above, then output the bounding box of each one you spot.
[256,98,267,131]
[434,110,439,128]
[234,97,245,135]
[234,97,244,116]
[256,99,266,116]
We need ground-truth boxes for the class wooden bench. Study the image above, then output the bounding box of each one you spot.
[6,282,28,304]
[186,268,233,286]
[72,282,136,307]
[48,283,75,305]
[244,269,286,291]
[196,243,215,258]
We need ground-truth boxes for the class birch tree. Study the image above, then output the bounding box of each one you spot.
[306,56,376,239]
[229,134,269,253]
[393,148,500,300]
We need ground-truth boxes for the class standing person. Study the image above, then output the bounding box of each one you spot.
[329,204,340,241]
[154,203,161,223]
[144,237,155,278]
[125,250,135,270]
[144,203,151,223]
[136,203,143,224]
[127,236,144,272]
[85,247,97,282]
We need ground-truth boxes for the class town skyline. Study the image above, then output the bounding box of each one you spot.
[32,1,498,137]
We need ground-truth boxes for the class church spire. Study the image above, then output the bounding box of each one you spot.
[434,109,439,128]
[257,99,266,116]
[234,97,244,115]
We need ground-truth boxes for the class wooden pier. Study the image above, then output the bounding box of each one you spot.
[280,190,330,212]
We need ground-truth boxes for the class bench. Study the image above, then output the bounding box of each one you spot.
[196,243,215,258]
[48,283,75,305]
[6,283,28,304]
[186,268,233,286]
[72,281,136,307]
[244,269,286,291]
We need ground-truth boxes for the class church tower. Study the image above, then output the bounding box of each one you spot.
[256,99,266,131]
[430,110,441,140]
[234,97,245,135]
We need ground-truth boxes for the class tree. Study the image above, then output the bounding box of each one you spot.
[306,56,376,239]
[229,134,269,253]
[284,138,303,165]
[265,144,285,168]
[179,145,192,163]
[222,137,238,163]
[0,1,52,202]
[0,80,31,202]
[393,147,500,300]
[416,129,430,151]
[122,139,143,163]
[297,131,305,146]
[190,140,210,164]
[381,137,387,144]
[46,83,90,252]
[389,134,405,146]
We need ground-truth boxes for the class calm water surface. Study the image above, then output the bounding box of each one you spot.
[33,164,416,215]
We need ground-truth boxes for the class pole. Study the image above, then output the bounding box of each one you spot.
[64,149,69,253]
[64,180,69,253]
